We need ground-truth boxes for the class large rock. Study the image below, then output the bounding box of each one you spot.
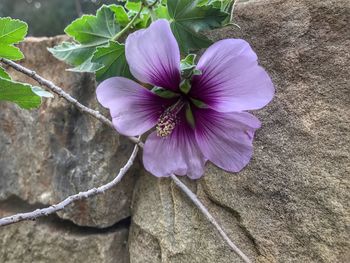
[129,0,350,262]
[0,36,138,228]
[0,198,129,263]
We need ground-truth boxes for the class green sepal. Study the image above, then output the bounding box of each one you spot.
[190,97,208,108]
[185,104,195,128]
[193,69,202,75]
[179,79,191,94]
[180,54,197,71]
[151,86,180,99]
[180,54,202,79]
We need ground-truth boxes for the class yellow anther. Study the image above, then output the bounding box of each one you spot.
[156,110,177,137]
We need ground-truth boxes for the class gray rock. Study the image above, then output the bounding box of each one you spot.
[0,199,129,263]
[129,0,350,262]
[0,36,138,228]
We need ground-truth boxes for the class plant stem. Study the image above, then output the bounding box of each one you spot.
[112,4,144,42]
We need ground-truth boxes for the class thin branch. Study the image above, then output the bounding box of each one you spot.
[170,174,252,263]
[0,58,143,147]
[0,143,139,227]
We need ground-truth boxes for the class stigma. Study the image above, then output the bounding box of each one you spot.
[156,99,185,137]
[156,109,177,137]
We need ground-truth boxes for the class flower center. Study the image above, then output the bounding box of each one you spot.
[156,99,185,137]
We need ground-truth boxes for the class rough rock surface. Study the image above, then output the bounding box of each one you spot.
[129,0,350,262]
[0,36,138,228]
[0,198,129,263]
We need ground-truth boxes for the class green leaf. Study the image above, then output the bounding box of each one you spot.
[0,17,28,60]
[134,13,151,29]
[49,5,121,73]
[0,77,41,109]
[109,5,130,27]
[125,1,142,13]
[92,41,132,82]
[170,23,212,53]
[65,6,121,44]
[154,5,171,19]
[168,0,229,53]
[0,66,11,80]
[125,1,149,28]
[0,44,24,60]
[48,42,101,72]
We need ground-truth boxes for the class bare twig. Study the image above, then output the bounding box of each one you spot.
[0,143,139,227]
[171,174,252,263]
[0,58,143,147]
[1,58,251,262]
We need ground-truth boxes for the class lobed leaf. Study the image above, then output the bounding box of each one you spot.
[48,5,126,75]
[168,0,229,53]
[64,5,121,44]
[0,17,28,60]
[0,66,11,80]
[0,77,41,109]
[109,5,130,27]
[48,42,101,72]
[92,41,132,82]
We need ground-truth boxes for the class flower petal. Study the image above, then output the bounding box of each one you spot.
[96,77,171,136]
[125,19,181,91]
[143,119,206,179]
[194,108,261,172]
[190,39,274,112]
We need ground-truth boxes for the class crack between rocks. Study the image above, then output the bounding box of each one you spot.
[201,186,262,256]
[0,195,130,235]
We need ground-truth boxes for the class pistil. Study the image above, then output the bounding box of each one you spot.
[156,99,186,137]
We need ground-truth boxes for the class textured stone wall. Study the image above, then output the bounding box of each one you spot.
[0,0,349,262]
[129,0,350,262]
[0,36,136,262]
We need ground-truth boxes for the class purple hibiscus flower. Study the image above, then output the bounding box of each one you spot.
[96,19,274,179]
